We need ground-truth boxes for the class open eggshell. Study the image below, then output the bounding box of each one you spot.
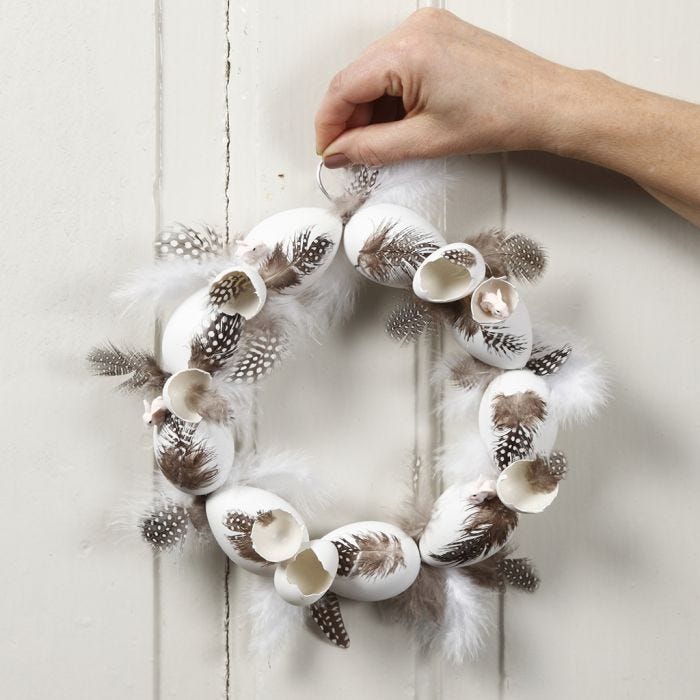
[478,370,559,471]
[322,521,421,601]
[209,263,266,319]
[243,207,342,289]
[273,539,339,606]
[343,204,445,288]
[412,243,486,303]
[153,415,235,495]
[471,278,520,324]
[162,368,212,422]
[419,480,518,567]
[496,459,559,514]
[206,485,309,574]
[453,292,532,370]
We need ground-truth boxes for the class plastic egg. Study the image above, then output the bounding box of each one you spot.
[419,479,519,567]
[273,539,339,606]
[343,204,445,288]
[478,369,559,471]
[412,242,486,302]
[206,485,308,574]
[153,413,235,495]
[322,521,421,601]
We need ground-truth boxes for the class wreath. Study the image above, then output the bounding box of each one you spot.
[88,161,607,662]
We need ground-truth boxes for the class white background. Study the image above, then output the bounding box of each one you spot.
[2,1,699,698]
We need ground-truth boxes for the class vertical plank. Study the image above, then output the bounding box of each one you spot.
[156,2,230,698]
[437,3,509,698]
[502,2,700,698]
[226,2,429,698]
[0,2,156,698]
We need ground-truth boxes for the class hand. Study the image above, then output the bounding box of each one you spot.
[315,8,575,167]
[315,8,700,227]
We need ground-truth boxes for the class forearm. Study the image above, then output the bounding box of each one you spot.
[543,69,700,221]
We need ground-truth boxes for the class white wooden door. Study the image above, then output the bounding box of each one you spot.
[3,1,700,698]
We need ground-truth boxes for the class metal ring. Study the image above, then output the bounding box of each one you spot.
[316,160,333,202]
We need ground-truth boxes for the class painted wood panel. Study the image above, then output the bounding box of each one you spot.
[156,2,231,699]
[0,2,156,698]
[3,1,699,698]
[501,2,700,696]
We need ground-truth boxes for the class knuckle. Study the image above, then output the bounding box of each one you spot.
[328,69,344,95]
[409,6,450,25]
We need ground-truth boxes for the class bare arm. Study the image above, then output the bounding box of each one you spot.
[314,8,700,226]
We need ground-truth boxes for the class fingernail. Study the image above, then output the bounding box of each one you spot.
[323,153,350,169]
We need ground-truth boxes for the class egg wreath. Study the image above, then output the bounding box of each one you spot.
[88,161,607,661]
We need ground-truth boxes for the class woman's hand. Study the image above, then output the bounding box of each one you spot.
[315,8,576,166]
[315,8,700,226]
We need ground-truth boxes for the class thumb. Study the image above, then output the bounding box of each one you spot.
[322,115,435,168]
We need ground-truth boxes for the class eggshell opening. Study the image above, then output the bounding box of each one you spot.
[162,368,213,423]
[251,509,305,562]
[209,264,267,319]
[413,243,486,303]
[471,278,520,325]
[285,547,338,596]
[496,459,559,514]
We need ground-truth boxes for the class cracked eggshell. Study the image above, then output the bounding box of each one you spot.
[453,288,532,369]
[496,459,559,514]
[343,204,445,288]
[413,242,486,302]
[273,539,339,606]
[478,370,559,471]
[153,414,235,495]
[206,485,308,574]
[244,207,343,289]
[209,263,266,319]
[162,368,212,422]
[471,277,520,324]
[419,480,519,567]
[322,521,421,602]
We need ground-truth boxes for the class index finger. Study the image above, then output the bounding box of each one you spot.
[315,54,395,154]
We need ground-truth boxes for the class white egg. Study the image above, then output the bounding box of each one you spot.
[208,263,267,320]
[343,204,445,288]
[153,414,235,496]
[322,521,420,602]
[242,207,343,291]
[419,480,518,567]
[452,279,532,370]
[413,242,486,302]
[160,287,244,375]
[496,458,559,514]
[273,539,339,606]
[206,485,308,575]
[161,368,212,422]
[478,369,559,471]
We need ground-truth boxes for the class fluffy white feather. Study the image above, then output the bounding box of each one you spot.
[428,569,494,663]
[229,449,333,521]
[242,574,306,657]
[431,354,497,424]
[112,256,235,323]
[364,158,454,222]
[435,432,497,485]
[534,324,610,427]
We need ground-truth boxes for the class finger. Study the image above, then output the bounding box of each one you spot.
[322,115,436,167]
[314,54,397,154]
